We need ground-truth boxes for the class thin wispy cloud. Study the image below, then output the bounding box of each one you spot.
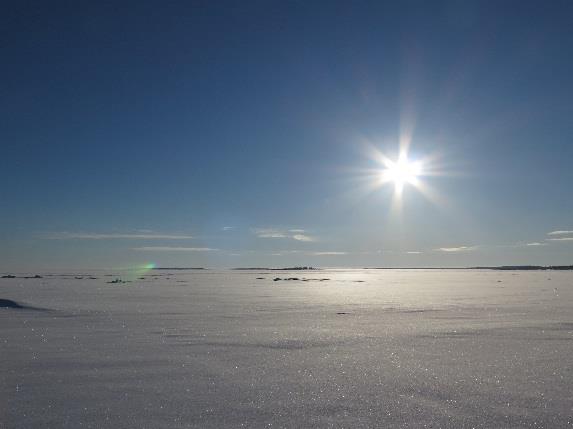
[269,250,347,256]
[406,251,423,254]
[526,242,547,246]
[41,231,194,240]
[292,234,314,242]
[547,237,573,242]
[253,228,288,238]
[133,247,217,252]
[269,250,304,256]
[547,230,573,236]
[222,227,234,231]
[252,228,316,242]
[435,246,475,253]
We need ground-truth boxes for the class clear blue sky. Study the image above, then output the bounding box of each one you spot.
[2,0,573,270]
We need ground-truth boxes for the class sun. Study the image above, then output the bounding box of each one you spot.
[381,156,422,193]
[362,142,442,210]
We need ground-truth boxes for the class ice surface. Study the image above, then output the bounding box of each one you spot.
[1,269,572,428]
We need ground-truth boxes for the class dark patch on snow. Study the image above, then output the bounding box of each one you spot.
[0,298,24,308]
[0,298,49,311]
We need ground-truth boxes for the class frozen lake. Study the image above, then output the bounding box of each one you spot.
[1,269,572,428]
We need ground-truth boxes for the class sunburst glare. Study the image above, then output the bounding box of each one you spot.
[347,139,449,216]
[380,155,423,194]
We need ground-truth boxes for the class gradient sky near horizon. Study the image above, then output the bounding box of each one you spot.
[2,0,573,270]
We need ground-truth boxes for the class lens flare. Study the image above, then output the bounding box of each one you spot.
[119,262,156,281]
[136,262,156,277]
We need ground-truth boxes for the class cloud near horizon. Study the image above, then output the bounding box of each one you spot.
[252,228,316,242]
[292,234,314,242]
[435,246,476,253]
[269,250,347,256]
[132,247,217,252]
[547,237,573,242]
[42,231,194,240]
[547,230,573,236]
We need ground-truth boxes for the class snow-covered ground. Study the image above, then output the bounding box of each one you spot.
[1,269,572,428]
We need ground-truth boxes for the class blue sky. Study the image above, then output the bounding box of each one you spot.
[2,0,573,270]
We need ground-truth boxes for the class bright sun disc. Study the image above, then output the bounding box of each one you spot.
[381,157,422,192]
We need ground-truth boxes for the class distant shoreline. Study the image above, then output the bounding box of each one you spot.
[4,266,572,276]
[364,265,573,271]
[146,265,573,271]
[152,267,206,270]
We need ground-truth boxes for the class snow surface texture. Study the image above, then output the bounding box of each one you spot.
[1,269,572,428]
